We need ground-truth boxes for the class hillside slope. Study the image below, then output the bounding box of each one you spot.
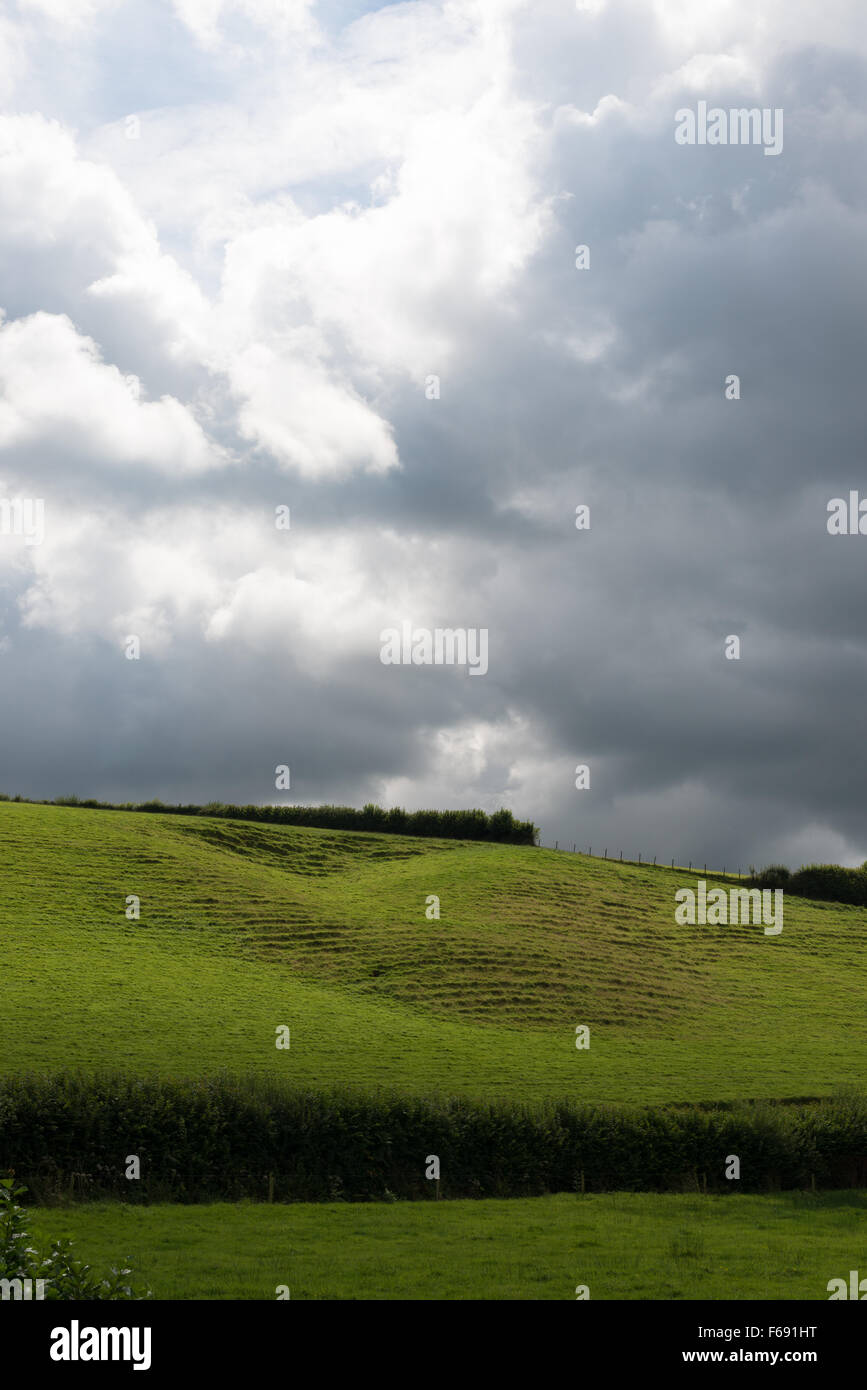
[0,801,864,1103]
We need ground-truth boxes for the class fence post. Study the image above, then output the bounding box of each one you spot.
[619,850,623,861]
[588,847,591,857]
[555,841,558,851]
[638,852,641,864]
[604,849,607,859]
[268,1173,275,1203]
[653,855,656,865]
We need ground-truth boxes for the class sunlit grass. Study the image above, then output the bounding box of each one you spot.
[28,1190,867,1300]
[1,801,864,1103]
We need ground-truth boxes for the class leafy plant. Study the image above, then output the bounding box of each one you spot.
[0,1177,149,1300]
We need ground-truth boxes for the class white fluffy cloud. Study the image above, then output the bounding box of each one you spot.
[229,344,399,478]
[16,0,120,27]
[0,312,225,475]
[170,0,318,50]
[0,114,211,365]
[14,504,498,672]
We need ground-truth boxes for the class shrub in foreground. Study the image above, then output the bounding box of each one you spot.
[0,1177,148,1299]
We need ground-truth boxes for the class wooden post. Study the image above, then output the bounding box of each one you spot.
[619,850,623,861]
[653,855,656,865]
[638,852,641,864]
[268,1172,275,1203]
[604,848,607,859]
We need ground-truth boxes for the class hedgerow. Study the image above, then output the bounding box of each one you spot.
[0,794,538,845]
[1,1075,864,1202]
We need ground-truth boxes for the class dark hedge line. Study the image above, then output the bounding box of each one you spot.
[0,794,538,846]
[751,862,867,908]
[1,1076,864,1203]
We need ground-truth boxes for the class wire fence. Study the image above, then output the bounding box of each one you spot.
[538,842,746,879]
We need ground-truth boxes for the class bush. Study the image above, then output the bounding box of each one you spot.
[0,1177,149,1299]
[0,1076,864,1202]
[751,864,791,889]
[751,861,867,907]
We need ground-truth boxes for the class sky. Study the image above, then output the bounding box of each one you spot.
[0,0,866,869]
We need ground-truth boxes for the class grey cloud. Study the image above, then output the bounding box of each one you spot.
[2,1,867,871]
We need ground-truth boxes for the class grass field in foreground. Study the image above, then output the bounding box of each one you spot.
[1,800,866,1103]
[28,1191,867,1300]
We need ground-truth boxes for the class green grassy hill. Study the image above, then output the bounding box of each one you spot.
[1,800,865,1104]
